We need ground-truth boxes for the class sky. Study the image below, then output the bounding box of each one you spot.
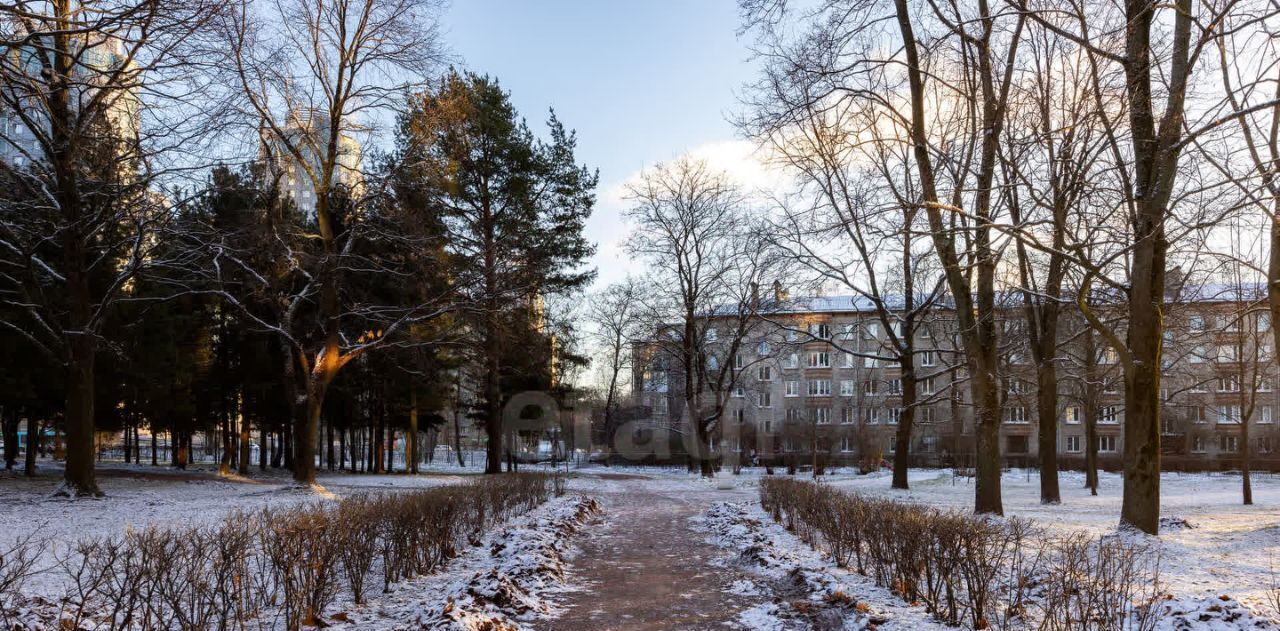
[444,0,771,291]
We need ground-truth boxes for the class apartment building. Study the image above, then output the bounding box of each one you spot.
[260,109,363,215]
[1,35,141,170]
[632,284,1280,469]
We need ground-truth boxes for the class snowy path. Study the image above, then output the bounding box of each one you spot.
[539,475,767,630]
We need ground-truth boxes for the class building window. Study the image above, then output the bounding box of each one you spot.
[888,378,902,395]
[733,409,745,423]
[1217,345,1239,364]
[708,356,719,371]
[839,380,855,397]
[921,377,936,395]
[840,324,855,340]
[758,366,773,381]
[758,341,771,355]
[1098,435,1117,453]
[1065,435,1082,453]
[785,353,800,369]
[863,322,880,340]
[863,380,878,396]
[1100,406,1120,424]
[1005,406,1027,424]
[1262,406,1273,424]
[1190,314,1205,332]
[807,351,830,368]
[734,354,744,370]
[763,419,775,433]
[1103,381,1119,394]
[1190,380,1208,393]
[1190,346,1206,364]
[1101,349,1118,364]
[840,435,854,452]
[1064,406,1081,424]
[758,392,772,408]
[1191,435,1206,453]
[808,380,831,397]
[785,381,800,397]
[863,408,879,425]
[1006,435,1029,454]
[1260,436,1274,454]
[920,406,934,423]
[863,354,876,368]
[706,328,718,342]
[813,408,831,424]
[1190,406,1206,424]
[1259,379,1273,393]
[1220,435,1240,453]
[812,323,831,339]
[786,408,804,423]
[887,407,901,425]
[841,408,855,424]
[732,385,745,398]
[921,351,936,367]
[1006,379,1026,395]
[843,352,855,368]
[1217,405,1242,424]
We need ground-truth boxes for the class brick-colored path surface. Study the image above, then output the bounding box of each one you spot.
[538,482,764,630]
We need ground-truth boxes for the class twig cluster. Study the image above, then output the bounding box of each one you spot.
[759,478,1163,630]
[10,473,560,631]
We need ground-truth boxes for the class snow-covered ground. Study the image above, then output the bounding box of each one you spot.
[695,500,950,630]
[328,494,601,630]
[0,462,473,597]
[5,463,1280,627]
[828,468,1280,608]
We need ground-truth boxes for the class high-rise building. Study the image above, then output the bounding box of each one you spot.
[261,109,362,215]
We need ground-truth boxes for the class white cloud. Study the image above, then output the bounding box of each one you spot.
[585,139,790,291]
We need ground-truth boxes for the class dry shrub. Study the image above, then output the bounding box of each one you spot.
[48,473,555,630]
[757,478,1158,630]
[1034,532,1163,631]
[0,533,40,626]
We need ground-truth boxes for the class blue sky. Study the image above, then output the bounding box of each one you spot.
[444,0,763,289]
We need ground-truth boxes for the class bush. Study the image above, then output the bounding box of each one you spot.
[49,472,558,630]
[758,478,1160,630]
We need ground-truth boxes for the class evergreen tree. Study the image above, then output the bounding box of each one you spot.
[395,71,596,473]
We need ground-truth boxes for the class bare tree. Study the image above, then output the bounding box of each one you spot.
[997,18,1113,503]
[0,0,221,495]
[213,0,447,483]
[587,278,642,459]
[743,0,1025,513]
[626,158,780,477]
[742,78,948,488]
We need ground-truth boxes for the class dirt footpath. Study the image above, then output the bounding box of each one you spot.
[537,483,766,630]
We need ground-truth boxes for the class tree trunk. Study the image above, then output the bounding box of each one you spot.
[5,410,21,470]
[219,404,234,475]
[408,390,419,474]
[892,370,917,489]
[24,417,40,476]
[1037,360,1061,504]
[973,370,1003,515]
[454,400,465,468]
[484,338,503,474]
[294,384,323,484]
[239,394,251,475]
[62,337,101,496]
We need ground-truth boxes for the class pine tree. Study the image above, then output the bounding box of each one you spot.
[396,72,596,473]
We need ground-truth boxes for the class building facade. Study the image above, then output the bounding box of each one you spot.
[632,287,1280,469]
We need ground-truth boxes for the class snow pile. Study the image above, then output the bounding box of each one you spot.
[1153,594,1279,630]
[336,494,601,631]
[694,501,947,631]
